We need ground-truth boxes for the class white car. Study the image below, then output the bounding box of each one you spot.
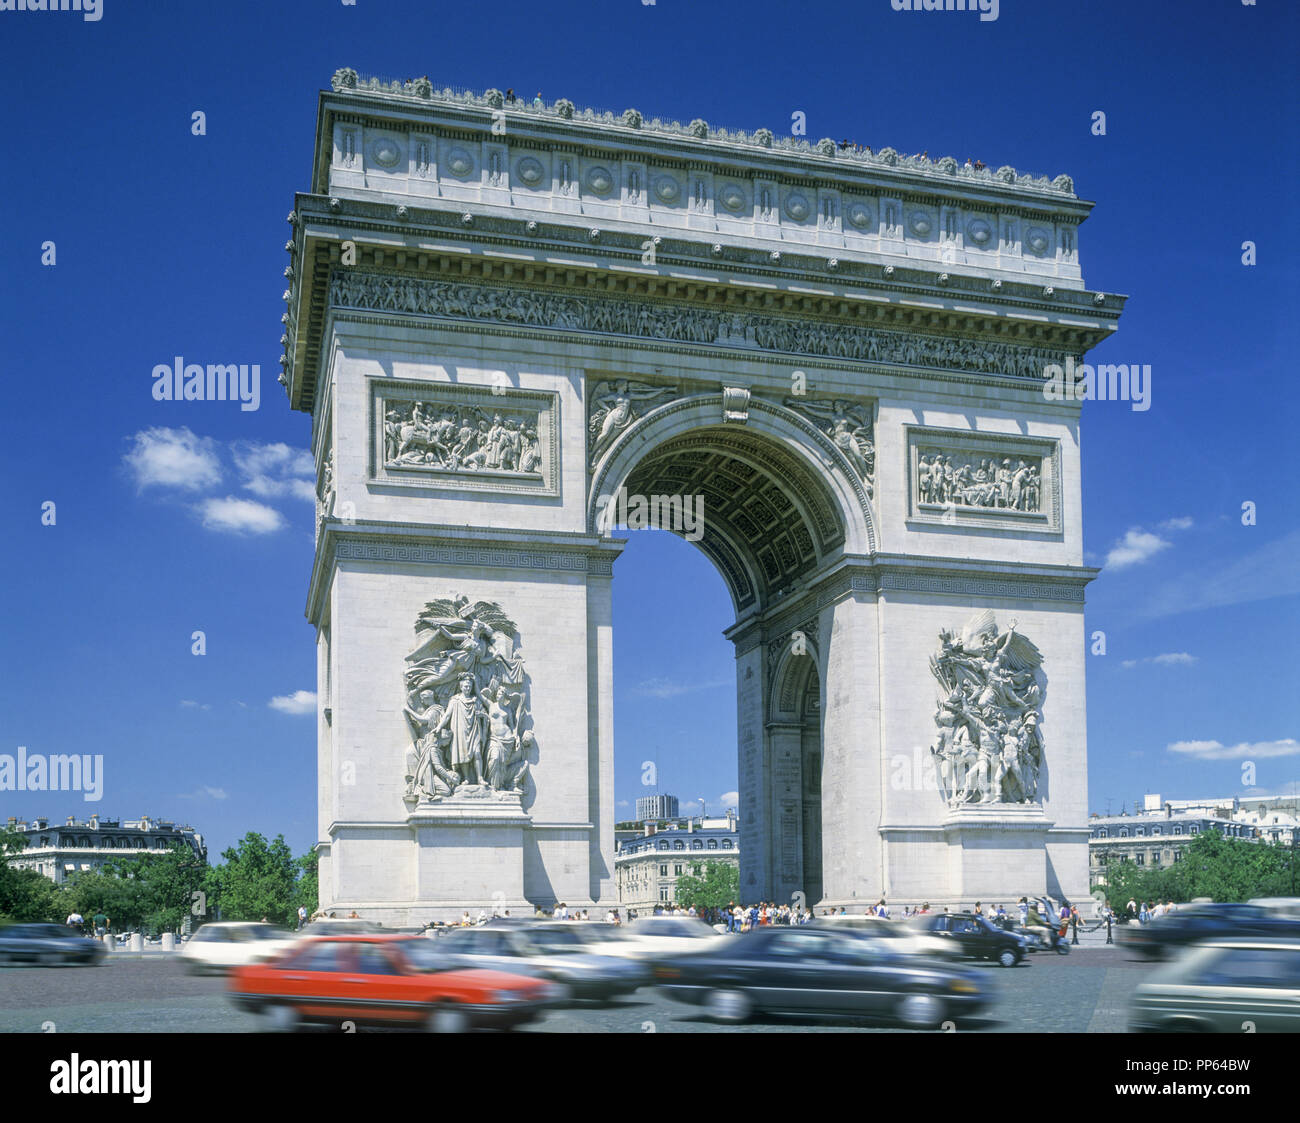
[179,922,299,975]
[813,914,961,959]
[575,916,729,961]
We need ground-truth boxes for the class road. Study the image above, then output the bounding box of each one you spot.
[0,945,1156,1033]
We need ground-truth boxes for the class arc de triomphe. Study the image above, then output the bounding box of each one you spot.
[281,72,1123,922]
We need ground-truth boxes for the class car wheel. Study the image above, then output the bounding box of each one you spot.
[1055,942,1070,955]
[263,1004,300,1033]
[898,993,944,1029]
[425,1005,470,1034]
[998,949,1018,968]
[707,989,751,1024]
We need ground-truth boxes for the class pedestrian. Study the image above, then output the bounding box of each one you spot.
[973,901,983,918]
[1069,904,1081,945]
[297,904,308,930]
[1017,897,1029,928]
[1104,901,1114,944]
[533,91,543,108]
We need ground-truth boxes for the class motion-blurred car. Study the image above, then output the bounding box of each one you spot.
[1249,898,1300,923]
[1122,903,1300,961]
[180,921,300,975]
[582,916,729,961]
[655,924,992,1028]
[0,924,106,966]
[1128,938,1300,1032]
[908,912,1029,967]
[438,923,649,999]
[227,934,556,1031]
[810,914,961,959]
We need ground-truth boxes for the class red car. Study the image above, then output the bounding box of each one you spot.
[227,934,555,1032]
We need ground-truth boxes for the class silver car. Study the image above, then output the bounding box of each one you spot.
[1128,938,1300,1033]
[438,924,650,1000]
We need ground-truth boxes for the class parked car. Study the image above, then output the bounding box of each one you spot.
[0,924,106,966]
[180,922,300,975]
[437,923,649,999]
[655,924,993,1028]
[908,912,1029,967]
[227,934,556,1031]
[809,915,961,959]
[1122,903,1300,961]
[1128,938,1300,1032]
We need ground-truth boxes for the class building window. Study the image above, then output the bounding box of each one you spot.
[707,839,718,849]
[1173,850,1182,862]
[722,839,733,849]
[674,864,683,876]
[659,864,668,877]
[1135,828,1144,837]
[1135,853,1144,866]
[691,840,702,850]
[1097,830,1107,839]
[1190,826,1198,835]
[657,841,668,850]
[673,841,684,850]
[660,889,670,902]
[1152,852,1161,865]
[1119,829,1128,838]
[1173,826,1182,835]
[1152,827,1161,836]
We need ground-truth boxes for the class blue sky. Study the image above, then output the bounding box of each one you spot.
[2,0,1297,857]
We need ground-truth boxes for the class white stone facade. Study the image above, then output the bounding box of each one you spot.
[284,77,1123,922]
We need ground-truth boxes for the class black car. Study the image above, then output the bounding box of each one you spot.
[0,924,107,966]
[654,924,993,1028]
[909,912,1028,967]
[1123,903,1300,960]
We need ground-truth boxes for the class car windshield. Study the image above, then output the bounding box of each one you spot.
[527,929,587,953]
[392,940,455,973]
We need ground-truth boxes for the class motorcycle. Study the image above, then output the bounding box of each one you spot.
[1014,897,1071,955]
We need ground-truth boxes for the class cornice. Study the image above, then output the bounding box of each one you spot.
[315,72,1085,208]
[306,521,624,624]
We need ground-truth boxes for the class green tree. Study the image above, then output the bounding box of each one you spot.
[0,829,68,922]
[1100,829,1295,907]
[673,860,740,909]
[205,833,299,926]
[292,849,319,919]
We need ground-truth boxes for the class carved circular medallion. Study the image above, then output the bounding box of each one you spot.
[784,193,811,221]
[446,148,474,178]
[967,219,992,246]
[1026,227,1050,254]
[371,136,403,168]
[516,157,545,186]
[718,184,747,212]
[909,211,933,237]
[846,202,872,230]
[586,165,614,195]
[653,176,681,203]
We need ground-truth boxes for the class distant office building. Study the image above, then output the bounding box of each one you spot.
[615,812,738,915]
[1086,793,1297,890]
[636,794,679,821]
[4,814,207,884]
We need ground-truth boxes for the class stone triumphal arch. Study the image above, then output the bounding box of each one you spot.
[281,72,1124,922]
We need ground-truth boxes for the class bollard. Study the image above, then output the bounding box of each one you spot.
[130,932,144,952]
[161,932,176,952]
[102,934,114,952]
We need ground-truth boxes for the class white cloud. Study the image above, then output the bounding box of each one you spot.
[179,700,212,711]
[1168,738,1300,761]
[631,676,730,699]
[269,690,317,715]
[198,496,285,535]
[124,427,222,491]
[1105,527,1171,569]
[616,799,630,808]
[232,441,316,502]
[1140,527,1300,618]
[716,790,739,809]
[1158,516,1194,532]
[1122,652,1198,669]
[178,785,228,800]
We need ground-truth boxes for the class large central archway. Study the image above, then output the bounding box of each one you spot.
[588,396,871,904]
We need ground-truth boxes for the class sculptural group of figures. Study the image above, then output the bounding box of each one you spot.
[784,397,875,488]
[330,272,1068,382]
[401,596,536,804]
[384,401,541,475]
[930,611,1045,807]
[918,452,1040,512]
